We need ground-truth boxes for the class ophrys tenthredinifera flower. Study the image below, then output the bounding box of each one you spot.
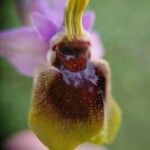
[0,0,122,150]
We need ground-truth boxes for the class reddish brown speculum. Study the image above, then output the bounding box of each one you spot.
[53,38,91,72]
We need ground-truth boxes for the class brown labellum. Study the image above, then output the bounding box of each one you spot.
[29,38,110,149]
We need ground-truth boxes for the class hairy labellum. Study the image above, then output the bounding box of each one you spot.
[29,1,122,150]
[29,37,121,150]
[0,0,122,149]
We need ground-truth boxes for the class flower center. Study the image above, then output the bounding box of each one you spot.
[53,38,91,72]
[49,0,91,71]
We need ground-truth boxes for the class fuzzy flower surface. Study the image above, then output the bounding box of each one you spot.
[0,0,104,76]
[0,1,122,150]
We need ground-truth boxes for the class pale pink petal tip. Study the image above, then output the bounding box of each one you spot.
[76,143,108,150]
[90,32,105,61]
[4,130,46,150]
[29,0,65,26]
[83,11,95,31]
[0,27,48,76]
[32,13,59,42]
[29,0,51,17]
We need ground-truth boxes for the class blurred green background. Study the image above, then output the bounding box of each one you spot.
[0,0,150,149]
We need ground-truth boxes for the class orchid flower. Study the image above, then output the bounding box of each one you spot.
[0,0,121,150]
[0,0,104,77]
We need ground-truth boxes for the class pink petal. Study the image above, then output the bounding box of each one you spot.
[29,0,51,17]
[0,27,48,76]
[32,13,59,42]
[83,11,95,31]
[49,0,66,10]
[29,0,65,26]
[29,1,95,30]
[47,0,66,25]
[47,9,64,27]
[4,130,46,150]
[90,32,105,61]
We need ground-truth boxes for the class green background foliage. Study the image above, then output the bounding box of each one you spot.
[0,0,150,149]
